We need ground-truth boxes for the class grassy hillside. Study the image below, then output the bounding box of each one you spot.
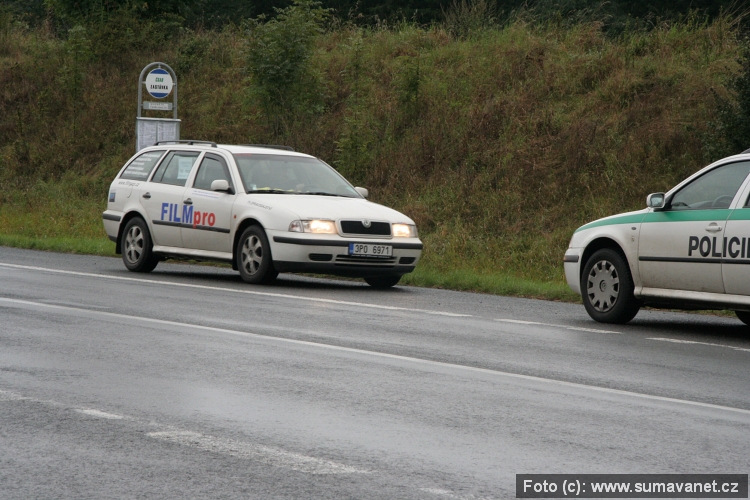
[0,12,742,298]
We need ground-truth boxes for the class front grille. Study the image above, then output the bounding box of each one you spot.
[340,220,391,236]
[335,255,396,266]
[309,253,332,262]
[399,257,416,265]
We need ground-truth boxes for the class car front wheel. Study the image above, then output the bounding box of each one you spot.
[237,225,278,284]
[580,248,639,324]
[121,217,159,273]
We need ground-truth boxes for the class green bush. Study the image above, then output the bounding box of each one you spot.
[244,0,330,136]
[708,42,750,158]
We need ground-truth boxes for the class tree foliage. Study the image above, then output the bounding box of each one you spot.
[2,0,737,28]
[711,43,750,157]
[244,0,329,135]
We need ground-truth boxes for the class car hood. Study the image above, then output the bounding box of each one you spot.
[246,194,415,223]
[570,208,649,247]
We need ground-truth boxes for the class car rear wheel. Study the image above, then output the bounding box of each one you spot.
[237,225,278,284]
[735,311,750,326]
[121,217,159,273]
[580,248,639,324]
[364,275,401,289]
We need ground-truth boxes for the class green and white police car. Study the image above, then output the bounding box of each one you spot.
[102,141,422,288]
[565,150,750,324]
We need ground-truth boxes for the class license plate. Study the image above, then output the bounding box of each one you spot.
[348,243,392,258]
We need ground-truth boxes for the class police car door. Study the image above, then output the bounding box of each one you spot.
[180,153,236,254]
[140,150,202,248]
[719,161,750,296]
[639,161,750,293]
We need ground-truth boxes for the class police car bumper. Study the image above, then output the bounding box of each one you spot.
[270,231,422,277]
[102,210,123,242]
[563,248,583,295]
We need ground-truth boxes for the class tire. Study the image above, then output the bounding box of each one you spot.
[735,311,750,326]
[580,248,639,324]
[364,275,401,289]
[121,217,159,273]
[236,225,278,284]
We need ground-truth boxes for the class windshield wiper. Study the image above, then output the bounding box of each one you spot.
[304,192,351,197]
[246,189,293,194]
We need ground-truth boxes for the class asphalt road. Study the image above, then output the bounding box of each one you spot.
[1,247,749,499]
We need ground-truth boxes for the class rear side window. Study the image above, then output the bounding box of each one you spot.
[151,151,201,187]
[120,150,165,181]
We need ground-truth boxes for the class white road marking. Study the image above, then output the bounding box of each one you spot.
[419,487,492,500]
[0,389,26,401]
[0,389,64,407]
[648,337,750,353]
[0,262,471,318]
[0,388,368,475]
[495,318,620,334]
[147,430,369,474]
[3,297,750,418]
[76,408,126,419]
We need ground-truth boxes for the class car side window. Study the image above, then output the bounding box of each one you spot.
[120,150,165,181]
[151,151,200,187]
[193,154,232,191]
[670,161,750,210]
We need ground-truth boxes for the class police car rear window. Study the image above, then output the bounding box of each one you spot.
[120,150,166,181]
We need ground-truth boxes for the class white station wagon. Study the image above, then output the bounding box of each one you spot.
[103,141,422,287]
[565,150,750,324]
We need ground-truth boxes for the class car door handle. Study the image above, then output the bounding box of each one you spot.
[705,223,722,232]
[142,192,151,199]
[183,198,193,205]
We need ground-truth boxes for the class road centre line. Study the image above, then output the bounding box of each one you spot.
[0,389,367,474]
[3,297,750,418]
[147,430,368,474]
[76,409,127,420]
[419,487,492,500]
[648,337,750,353]
[0,262,471,318]
[495,319,620,335]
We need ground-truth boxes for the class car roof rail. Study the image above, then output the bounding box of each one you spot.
[242,144,295,152]
[154,140,218,147]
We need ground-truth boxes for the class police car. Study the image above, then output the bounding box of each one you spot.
[102,141,422,287]
[565,150,750,324]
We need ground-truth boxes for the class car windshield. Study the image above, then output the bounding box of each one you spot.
[233,154,360,197]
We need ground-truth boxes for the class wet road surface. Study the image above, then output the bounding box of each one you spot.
[1,247,749,499]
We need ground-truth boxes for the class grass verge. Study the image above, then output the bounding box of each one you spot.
[0,233,579,301]
[0,234,116,256]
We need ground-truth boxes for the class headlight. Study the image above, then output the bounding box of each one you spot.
[288,220,337,234]
[392,223,417,238]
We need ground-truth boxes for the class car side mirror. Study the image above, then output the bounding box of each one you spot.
[355,187,368,199]
[647,192,665,209]
[211,179,231,193]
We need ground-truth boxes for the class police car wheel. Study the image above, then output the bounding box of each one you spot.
[121,217,159,273]
[237,225,278,285]
[580,248,639,324]
[735,311,750,326]
[364,275,401,288]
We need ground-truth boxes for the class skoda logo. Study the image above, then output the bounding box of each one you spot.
[362,219,371,228]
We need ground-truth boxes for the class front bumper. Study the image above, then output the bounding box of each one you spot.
[269,232,422,277]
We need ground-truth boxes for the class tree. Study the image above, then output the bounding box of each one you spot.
[245,0,329,136]
[711,44,750,156]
